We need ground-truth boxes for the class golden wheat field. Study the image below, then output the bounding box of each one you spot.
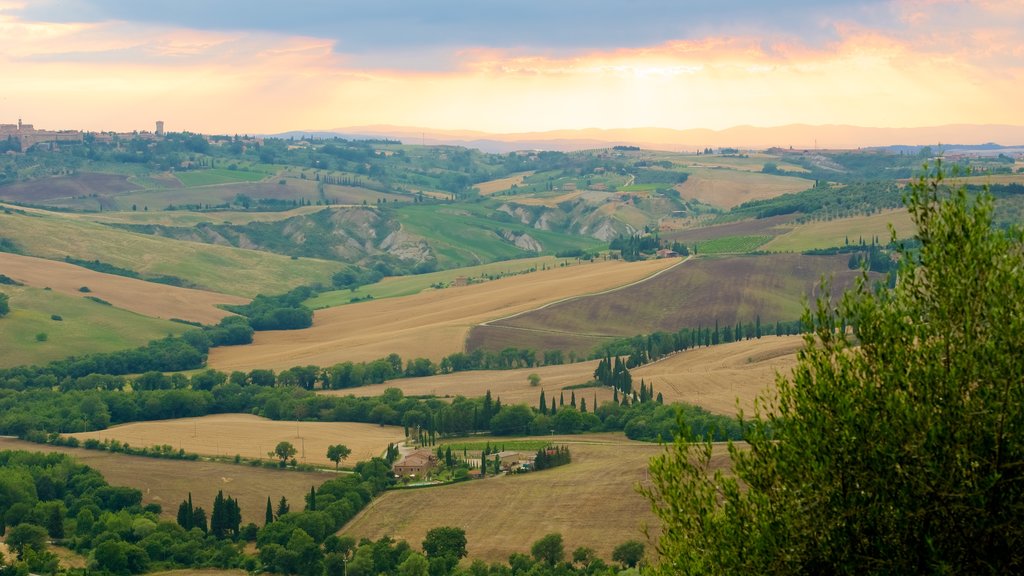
[66,414,405,467]
[635,335,804,415]
[208,258,676,373]
[323,360,617,407]
[326,335,804,417]
[475,171,535,195]
[0,252,247,324]
[342,434,734,562]
[675,168,813,208]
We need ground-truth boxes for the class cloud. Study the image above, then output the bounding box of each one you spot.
[1,0,1020,133]
[12,0,897,68]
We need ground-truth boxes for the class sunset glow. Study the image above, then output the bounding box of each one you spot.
[1,0,1021,135]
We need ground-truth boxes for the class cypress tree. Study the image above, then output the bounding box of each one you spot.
[177,495,194,530]
[226,496,241,538]
[539,390,547,414]
[570,391,577,408]
[559,391,565,407]
[580,397,587,413]
[211,491,226,539]
[193,506,208,533]
[550,397,557,415]
[306,486,316,511]
[265,497,273,525]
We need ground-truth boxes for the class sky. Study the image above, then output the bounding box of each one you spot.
[1,0,1022,135]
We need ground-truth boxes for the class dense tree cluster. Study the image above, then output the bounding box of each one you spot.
[532,445,571,471]
[0,450,246,575]
[645,166,1024,574]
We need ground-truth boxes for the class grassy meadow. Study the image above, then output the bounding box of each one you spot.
[305,255,570,309]
[761,209,916,252]
[0,285,186,368]
[174,168,268,187]
[0,208,341,297]
[395,204,603,268]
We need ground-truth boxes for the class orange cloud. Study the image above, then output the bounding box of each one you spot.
[1,2,1020,135]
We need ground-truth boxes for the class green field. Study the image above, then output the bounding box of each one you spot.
[694,235,773,254]
[396,204,603,268]
[619,183,664,192]
[761,209,915,252]
[174,168,268,187]
[78,205,329,227]
[0,285,186,368]
[0,209,341,297]
[305,256,568,309]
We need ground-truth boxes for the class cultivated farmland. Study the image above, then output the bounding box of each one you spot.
[475,171,535,195]
[0,252,247,324]
[322,360,615,408]
[635,334,804,415]
[674,167,813,208]
[0,172,139,202]
[760,208,915,252]
[66,414,405,467]
[208,258,677,372]
[469,253,859,355]
[343,434,731,562]
[0,437,336,527]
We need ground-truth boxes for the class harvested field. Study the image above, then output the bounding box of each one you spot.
[323,361,615,408]
[675,168,812,209]
[209,259,676,372]
[0,172,138,202]
[334,335,804,416]
[476,171,534,195]
[0,437,336,526]
[0,285,186,368]
[343,434,733,562]
[0,252,247,324]
[761,209,915,252]
[471,254,860,354]
[636,335,804,415]
[66,414,405,467]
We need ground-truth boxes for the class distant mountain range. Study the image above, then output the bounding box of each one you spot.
[268,124,1024,153]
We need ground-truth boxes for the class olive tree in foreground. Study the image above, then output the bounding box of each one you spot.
[643,164,1024,575]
